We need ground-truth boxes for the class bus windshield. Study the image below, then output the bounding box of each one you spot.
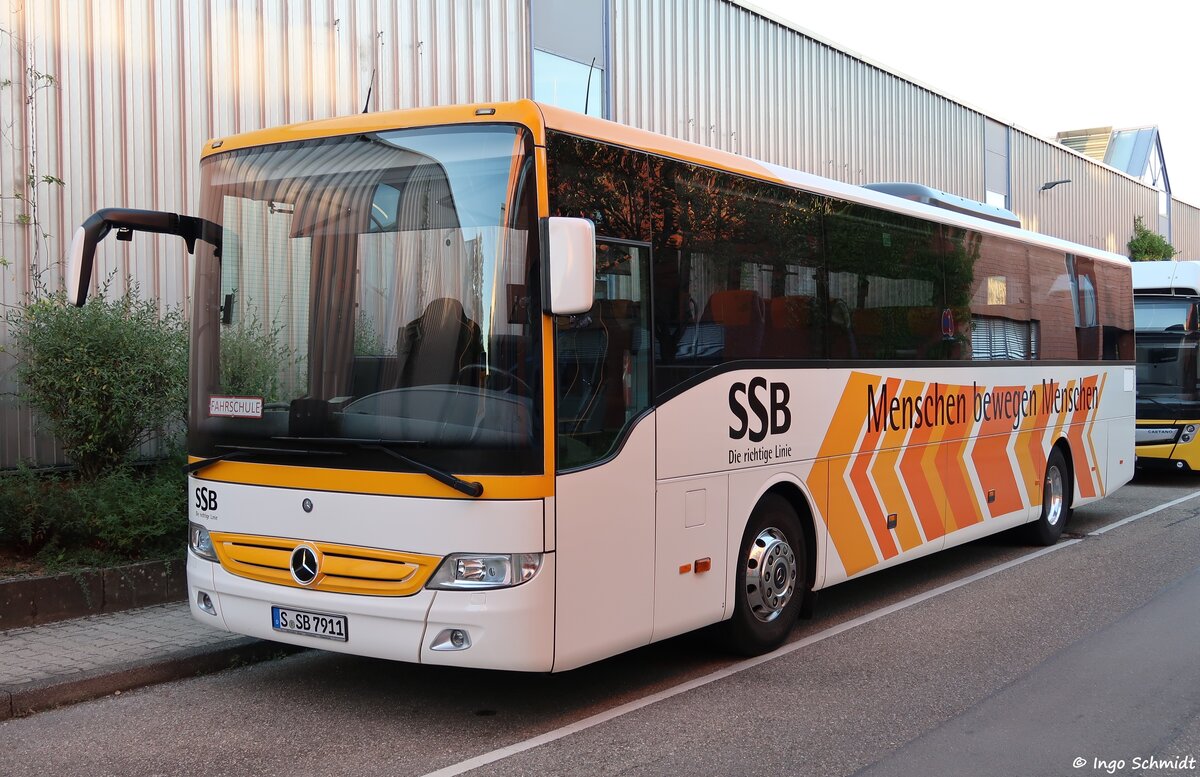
[188,125,543,476]
[1134,297,1199,403]
[1134,297,1194,333]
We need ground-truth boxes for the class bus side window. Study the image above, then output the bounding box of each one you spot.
[1097,261,1134,360]
[1070,255,1102,361]
[965,232,1033,361]
[556,241,653,470]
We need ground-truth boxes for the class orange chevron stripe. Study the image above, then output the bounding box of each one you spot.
[1086,373,1108,496]
[1067,375,1099,498]
[870,379,924,552]
[850,377,900,560]
[1048,378,1075,500]
[941,383,983,531]
[1050,379,1075,443]
[825,455,880,576]
[898,382,948,541]
[1014,391,1045,509]
[971,383,1026,518]
[816,372,874,460]
[1024,378,1058,507]
[806,372,882,575]
[902,424,945,539]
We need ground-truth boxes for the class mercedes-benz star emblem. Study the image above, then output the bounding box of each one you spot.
[289,545,320,586]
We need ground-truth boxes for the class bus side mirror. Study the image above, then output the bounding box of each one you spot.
[545,217,596,316]
[66,208,223,307]
[67,212,111,307]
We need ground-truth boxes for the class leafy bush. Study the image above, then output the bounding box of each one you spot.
[1129,215,1177,261]
[5,284,187,479]
[220,316,297,402]
[0,460,186,568]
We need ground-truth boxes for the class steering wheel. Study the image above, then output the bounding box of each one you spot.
[458,364,532,394]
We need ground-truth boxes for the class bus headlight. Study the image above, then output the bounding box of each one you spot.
[427,553,542,590]
[189,522,218,562]
[1183,425,1197,444]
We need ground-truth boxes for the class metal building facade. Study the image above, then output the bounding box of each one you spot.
[610,0,986,199]
[3,0,1198,468]
[0,0,530,468]
[1008,132,1161,254]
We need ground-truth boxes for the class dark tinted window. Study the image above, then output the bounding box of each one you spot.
[547,131,1131,392]
[823,204,952,361]
[964,232,1033,360]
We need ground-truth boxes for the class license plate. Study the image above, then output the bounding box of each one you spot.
[271,606,348,642]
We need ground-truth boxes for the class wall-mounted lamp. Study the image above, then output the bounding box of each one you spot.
[1040,179,1072,192]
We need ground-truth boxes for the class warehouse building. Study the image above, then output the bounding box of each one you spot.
[1,0,1193,466]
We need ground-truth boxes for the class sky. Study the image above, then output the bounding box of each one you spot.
[747,0,1200,206]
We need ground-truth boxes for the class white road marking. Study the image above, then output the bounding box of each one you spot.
[1087,488,1200,535]
[422,489,1200,777]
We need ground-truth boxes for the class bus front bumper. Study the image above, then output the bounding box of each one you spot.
[187,551,556,671]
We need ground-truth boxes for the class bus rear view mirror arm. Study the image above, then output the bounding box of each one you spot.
[68,208,223,307]
[543,216,596,316]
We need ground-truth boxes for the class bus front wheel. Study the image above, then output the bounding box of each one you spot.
[722,494,807,655]
[1026,447,1072,546]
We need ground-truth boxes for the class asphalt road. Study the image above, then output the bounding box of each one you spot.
[2,471,1198,777]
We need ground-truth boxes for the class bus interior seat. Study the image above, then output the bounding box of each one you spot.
[557,314,609,434]
[396,297,483,386]
[764,295,814,358]
[826,298,856,359]
[700,289,765,360]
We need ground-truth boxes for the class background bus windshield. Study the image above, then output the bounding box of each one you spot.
[1134,297,1198,404]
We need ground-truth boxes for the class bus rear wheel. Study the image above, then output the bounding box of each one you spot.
[722,494,807,656]
[1026,447,1071,546]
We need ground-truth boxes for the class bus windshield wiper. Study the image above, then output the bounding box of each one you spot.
[183,445,346,475]
[272,436,484,497]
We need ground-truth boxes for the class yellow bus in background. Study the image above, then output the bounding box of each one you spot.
[68,101,1135,671]
[1133,260,1200,470]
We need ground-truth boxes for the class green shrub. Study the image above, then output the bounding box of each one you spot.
[0,461,186,568]
[220,316,296,402]
[1129,215,1177,261]
[0,465,69,554]
[5,284,188,479]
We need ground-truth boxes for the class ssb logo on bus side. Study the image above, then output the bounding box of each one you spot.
[194,486,218,513]
[729,377,791,442]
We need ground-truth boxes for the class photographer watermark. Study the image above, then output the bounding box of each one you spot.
[1073,755,1197,773]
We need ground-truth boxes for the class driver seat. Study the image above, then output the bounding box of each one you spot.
[396,297,483,386]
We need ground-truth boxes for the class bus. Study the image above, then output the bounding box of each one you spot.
[67,100,1136,671]
[1132,260,1200,470]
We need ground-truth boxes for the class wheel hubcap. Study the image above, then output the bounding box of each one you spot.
[745,527,798,623]
[1045,465,1064,526]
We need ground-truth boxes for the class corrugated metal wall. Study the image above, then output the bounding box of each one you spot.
[610,0,985,197]
[0,0,530,469]
[1009,132,1158,254]
[1172,200,1200,259]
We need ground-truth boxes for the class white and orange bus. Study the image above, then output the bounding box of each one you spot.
[68,100,1135,671]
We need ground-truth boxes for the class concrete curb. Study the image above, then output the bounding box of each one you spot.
[0,559,187,631]
[0,638,306,720]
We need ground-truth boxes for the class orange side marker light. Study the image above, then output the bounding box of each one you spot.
[694,557,711,574]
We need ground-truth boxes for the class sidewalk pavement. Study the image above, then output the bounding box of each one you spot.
[0,602,302,720]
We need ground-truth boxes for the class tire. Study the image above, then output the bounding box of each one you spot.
[720,493,807,656]
[1026,447,1072,546]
